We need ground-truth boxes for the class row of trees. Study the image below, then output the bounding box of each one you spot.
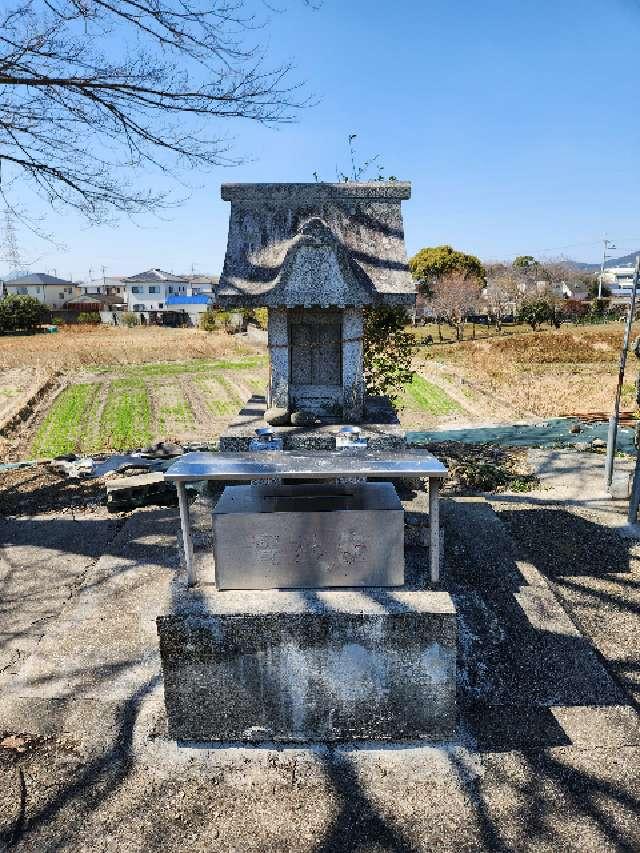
[409,245,602,338]
[0,294,48,333]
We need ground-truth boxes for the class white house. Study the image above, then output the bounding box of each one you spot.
[184,274,219,297]
[123,268,189,316]
[602,265,637,298]
[2,273,80,309]
[79,275,129,299]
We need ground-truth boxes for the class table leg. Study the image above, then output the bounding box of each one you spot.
[429,477,441,583]
[177,481,195,586]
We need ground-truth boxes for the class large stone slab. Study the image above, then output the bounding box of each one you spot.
[157,588,456,742]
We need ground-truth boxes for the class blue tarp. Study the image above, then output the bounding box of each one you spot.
[165,294,211,305]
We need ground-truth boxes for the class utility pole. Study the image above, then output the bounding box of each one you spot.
[599,237,616,298]
[605,255,640,488]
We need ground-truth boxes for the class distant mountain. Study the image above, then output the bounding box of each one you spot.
[570,251,640,271]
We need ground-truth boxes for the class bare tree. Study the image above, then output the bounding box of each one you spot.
[0,0,310,221]
[484,262,525,325]
[430,272,482,341]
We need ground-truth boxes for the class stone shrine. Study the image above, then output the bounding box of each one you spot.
[156,181,456,744]
[216,181,415,426]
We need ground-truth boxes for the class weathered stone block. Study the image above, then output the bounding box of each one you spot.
[157,589,456,742]
[219,396,407,453]
[290,410,318,426]
[264,407,290,426]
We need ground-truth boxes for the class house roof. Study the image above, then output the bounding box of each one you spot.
[6,272,74,286]
[183,274,219,285]
[80,276,128,289]
[216,182,416,309]
[166,294,212,305]
[124,268,187,283]
[65,293,126,307]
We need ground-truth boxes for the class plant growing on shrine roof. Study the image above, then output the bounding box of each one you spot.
[363,306,415,408]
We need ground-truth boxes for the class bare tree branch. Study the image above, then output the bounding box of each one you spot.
[0,0,311,221]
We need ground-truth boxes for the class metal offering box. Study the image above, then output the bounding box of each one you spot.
[213,482,404,590]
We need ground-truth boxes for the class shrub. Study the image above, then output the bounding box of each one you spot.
[517,299,552,331]
[52,316,65,326]
[561,300,589,323]
[0,294,48,333]
[245,307,268,329]
[78,311,100,324]
[199,308,229,331]
[121,311,139,327]
[590,297,610,320]
[363,306,415,408]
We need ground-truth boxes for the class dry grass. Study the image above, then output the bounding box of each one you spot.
[419,322,640,419]
[0,326,257,370]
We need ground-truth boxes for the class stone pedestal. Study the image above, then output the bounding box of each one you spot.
[157,588,456,742]
[219,395,406,453]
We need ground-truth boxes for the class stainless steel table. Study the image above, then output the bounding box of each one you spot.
[165,449,448,587]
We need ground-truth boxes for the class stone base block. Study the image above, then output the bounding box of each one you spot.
[157,589,456,742]
[219,395,406,452]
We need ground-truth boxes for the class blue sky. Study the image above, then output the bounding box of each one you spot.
[10,0,640,280]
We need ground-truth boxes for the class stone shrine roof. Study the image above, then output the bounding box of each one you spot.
[216,182,416,308]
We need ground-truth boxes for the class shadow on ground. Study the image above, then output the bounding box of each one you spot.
[0,495,639,851]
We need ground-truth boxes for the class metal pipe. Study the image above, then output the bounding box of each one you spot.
[605,255,640,488]
[429,477,441,584]
[628,453,640,524]
[177,481,195,586]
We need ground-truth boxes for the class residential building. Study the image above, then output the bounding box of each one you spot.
[602,265,637,298]
[164,293,213,326]
[183,274,219,297]
[79,275,128,300]
[2,273,80,309]
[123,268,189,316]
[65,292,127,315]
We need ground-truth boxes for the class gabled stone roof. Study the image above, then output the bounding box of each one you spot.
[216,182,416,308]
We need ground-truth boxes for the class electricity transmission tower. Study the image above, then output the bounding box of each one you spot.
[1,209,22,275]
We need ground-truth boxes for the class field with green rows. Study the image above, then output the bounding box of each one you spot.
[27,357,460,458]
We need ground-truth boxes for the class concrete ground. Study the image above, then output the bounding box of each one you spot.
[1,450,639,851]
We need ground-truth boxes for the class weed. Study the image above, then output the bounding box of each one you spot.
[158,399,194,433]
[198,375,243,416]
